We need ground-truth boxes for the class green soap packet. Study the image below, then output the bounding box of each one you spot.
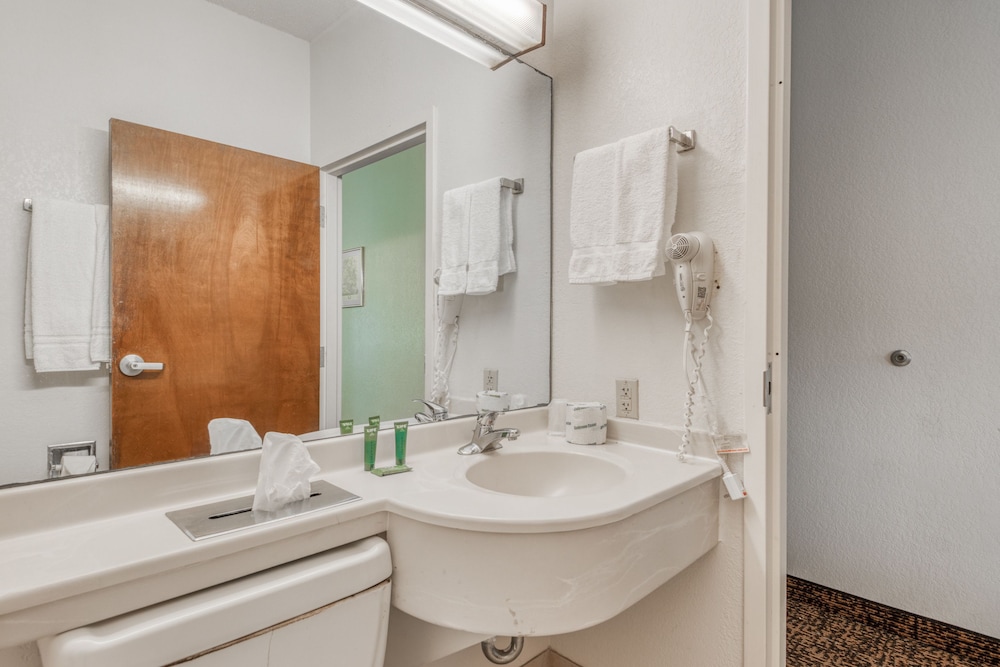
[371,464,412,477]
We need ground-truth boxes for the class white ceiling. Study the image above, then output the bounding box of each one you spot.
[205,0,358,42]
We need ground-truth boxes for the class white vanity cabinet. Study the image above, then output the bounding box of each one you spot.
[37,537,392,667]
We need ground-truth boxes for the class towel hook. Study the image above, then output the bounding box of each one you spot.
[668,126,696,153]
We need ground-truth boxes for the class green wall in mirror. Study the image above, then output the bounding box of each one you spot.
[341,144,426,422]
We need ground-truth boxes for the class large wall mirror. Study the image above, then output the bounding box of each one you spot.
[0,0,551,488]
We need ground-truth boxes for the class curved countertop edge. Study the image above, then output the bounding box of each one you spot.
[379,441,721,533]
[0,411,723,647]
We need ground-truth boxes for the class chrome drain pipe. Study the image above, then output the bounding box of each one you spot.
[481,636,524,664]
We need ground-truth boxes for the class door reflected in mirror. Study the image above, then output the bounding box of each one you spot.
[0,0,551,488]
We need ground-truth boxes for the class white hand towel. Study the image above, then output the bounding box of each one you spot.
[24,199,105,372]
[467,177,515,295]
[438,187,472,296]
[89,205,111,363]
[439,178,515,296]
[568,127,678,284]
[497,184,516,277]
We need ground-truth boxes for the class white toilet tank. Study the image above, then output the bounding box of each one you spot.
[38,537,392,667]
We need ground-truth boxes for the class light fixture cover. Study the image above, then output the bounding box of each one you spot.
[355,0,546,69]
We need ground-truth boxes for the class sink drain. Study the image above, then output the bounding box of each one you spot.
[481,636,524,664]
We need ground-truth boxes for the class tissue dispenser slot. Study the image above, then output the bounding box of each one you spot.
[166,480,360,541]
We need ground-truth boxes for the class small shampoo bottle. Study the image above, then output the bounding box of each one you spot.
[363,424,378,471]
[394,421,408,466]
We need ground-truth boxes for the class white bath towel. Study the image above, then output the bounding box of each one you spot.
[568,127,678,284]
[89,205,111,363]
[439,178,515,296]
[24,199,109,372]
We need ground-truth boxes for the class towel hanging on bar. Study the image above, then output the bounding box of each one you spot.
[24,199,111,372]
[439,177,517,296]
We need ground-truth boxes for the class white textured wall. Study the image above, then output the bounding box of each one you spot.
[0,0,310,486]
[789,0,1000,638]
[545,0,749,665]
[310,6,552,414]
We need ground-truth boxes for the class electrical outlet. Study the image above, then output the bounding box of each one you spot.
[616,379,639,419]
[483,369,499,391]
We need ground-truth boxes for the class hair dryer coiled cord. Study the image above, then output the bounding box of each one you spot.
[678,307,713,463]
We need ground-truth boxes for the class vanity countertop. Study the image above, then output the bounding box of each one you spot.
[0,408,720,649]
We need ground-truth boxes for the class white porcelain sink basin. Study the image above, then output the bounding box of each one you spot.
[464,450,627,497]
[386,434,722,637]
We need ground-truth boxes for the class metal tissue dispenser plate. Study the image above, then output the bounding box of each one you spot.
[166,480,360,541]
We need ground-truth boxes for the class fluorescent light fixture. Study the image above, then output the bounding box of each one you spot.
[355,0,546,69]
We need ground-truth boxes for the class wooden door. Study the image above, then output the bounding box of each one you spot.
[110,119,319,469]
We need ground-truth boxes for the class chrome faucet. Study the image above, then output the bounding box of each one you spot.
[413,399,449,423]
[458,411,519,455]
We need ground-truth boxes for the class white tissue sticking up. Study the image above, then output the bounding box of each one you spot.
[565,402,608,445]
[208,418,263,455]
[252,432,320,512]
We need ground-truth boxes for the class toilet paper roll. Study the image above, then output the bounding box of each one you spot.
[477,390,510,412]
[59,454,97,477]
[565,402,608,445]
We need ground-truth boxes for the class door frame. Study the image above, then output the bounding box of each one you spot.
[319,120,435,427]
[745,0,790,665]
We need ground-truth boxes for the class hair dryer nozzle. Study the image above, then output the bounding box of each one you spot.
[667,233,700,262]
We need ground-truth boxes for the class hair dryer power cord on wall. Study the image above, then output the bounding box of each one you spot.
[678,308,712,461]
[675,309,745,499]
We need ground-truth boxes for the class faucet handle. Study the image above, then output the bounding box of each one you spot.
[413,399,448,421]
[476,410,502,428]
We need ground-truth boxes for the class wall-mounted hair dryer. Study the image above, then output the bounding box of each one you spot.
[667,232,715,320]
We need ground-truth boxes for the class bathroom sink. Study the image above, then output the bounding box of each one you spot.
[464,451,627,497]
[387,434,722,637]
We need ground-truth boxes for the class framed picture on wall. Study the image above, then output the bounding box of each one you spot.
[342,247,364,308]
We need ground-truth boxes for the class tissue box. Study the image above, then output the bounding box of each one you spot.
[565,402,607,445]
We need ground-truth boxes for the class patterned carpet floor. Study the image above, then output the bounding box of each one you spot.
[786,578,1000,667]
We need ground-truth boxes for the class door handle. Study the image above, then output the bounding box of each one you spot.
[119,354,165,377]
